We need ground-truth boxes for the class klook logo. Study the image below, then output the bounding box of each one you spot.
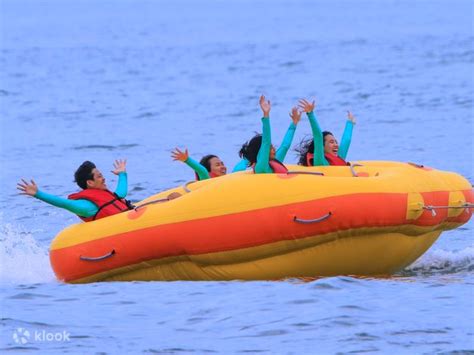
[12,328,30,345]
[12,328,70,344]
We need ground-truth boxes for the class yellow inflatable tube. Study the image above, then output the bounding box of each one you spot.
[49,161,473,283]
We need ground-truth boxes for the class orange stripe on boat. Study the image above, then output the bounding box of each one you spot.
[51,192,454,282]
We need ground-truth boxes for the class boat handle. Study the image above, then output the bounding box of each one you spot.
[349,162,363,177]
[286,171,324,176]
[294,212,332,224]
[183,180,197,193]
[80,249,116,262]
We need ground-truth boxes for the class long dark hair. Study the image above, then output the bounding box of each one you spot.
[239,134,262,165]
[295,131,333,166]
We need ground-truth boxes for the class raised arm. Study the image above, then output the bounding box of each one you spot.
[232,158,250,172]
[17,179,98,217]
[298,99,328,166]
[338,111,355,160]
[111,159,128,198]
[275,107,301,162]
[255,95,272,174]
[171,148,210,180]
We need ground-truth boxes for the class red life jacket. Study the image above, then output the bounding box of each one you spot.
[269,159,288,173]
[195,171,220,181]
[68,189,131,222]
[324,153,348,166]
[306,152,347,166]
[252,159,288,174]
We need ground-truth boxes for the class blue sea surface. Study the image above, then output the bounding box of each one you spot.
[1,0,473,353]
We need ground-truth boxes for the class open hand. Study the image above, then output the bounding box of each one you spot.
[17,179,38,196]
[171,148,189,162]
[298,98,316,113]
[112,159,127,175]
[259,95,271,117]
[347,111,356,124]
[289,107,302,125]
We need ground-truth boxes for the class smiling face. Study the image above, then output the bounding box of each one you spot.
[209,157,227,176]
[86,168,107,190]
[324,134,339,156]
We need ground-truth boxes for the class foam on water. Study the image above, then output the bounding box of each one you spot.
[403,245,474,276]
[0,215,55,284]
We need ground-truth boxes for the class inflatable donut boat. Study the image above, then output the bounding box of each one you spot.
[49,161,473,283]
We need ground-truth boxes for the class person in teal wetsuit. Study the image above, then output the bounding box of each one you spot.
[296,98,356,166]
[172,98,301,179]
[232,101,301,173]
[17,160,132,221]
[171,149,227,180]
[239,95,302,174]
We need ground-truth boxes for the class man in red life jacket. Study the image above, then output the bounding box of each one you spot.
[17,160,134,222]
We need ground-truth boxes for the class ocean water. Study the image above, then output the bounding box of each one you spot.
[1,0,473,353]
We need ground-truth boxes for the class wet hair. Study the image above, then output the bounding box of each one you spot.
[295,131,334,166]
[295,137,314,166]
[239,134,262,165]
[74,161,96,189]
[199,155,218,172]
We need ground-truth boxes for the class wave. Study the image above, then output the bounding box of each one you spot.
[401,246,474,276]
[0,216,55,285]
[72,143,139,151]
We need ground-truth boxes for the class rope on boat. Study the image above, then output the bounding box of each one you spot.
[422,203,474,216]
[133,180,197,210]
[134,198,170,211]
[286,171,324,176]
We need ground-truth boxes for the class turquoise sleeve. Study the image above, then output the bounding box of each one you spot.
[34,190,98,217]
[255,117,272,174]
[275,122,297,162]
[232,158,249,172]
[114,172,128,198]
[338,121,354,160]
[185,157,210,180]
[307,111,329,166]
